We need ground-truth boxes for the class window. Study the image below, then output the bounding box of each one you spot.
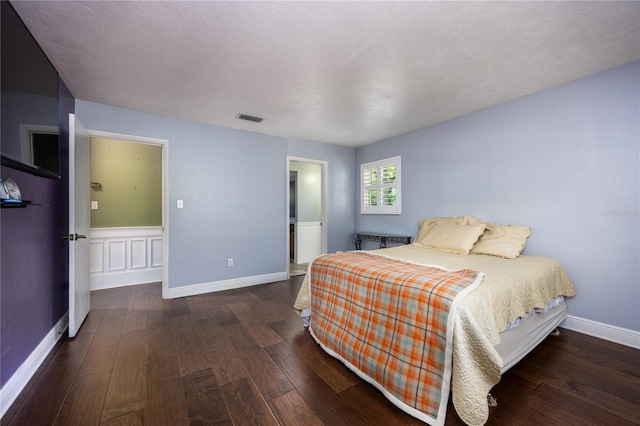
[361,156,401,214]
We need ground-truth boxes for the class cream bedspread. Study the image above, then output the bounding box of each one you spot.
[294,245,576,426]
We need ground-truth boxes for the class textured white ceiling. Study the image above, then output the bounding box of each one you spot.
[11,1,640,147]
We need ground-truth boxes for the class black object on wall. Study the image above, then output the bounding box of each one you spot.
[1,0,60,178]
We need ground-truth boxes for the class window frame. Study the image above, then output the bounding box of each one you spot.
[360,155,401,215]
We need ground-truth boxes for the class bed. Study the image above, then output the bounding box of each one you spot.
[293,216,576,426]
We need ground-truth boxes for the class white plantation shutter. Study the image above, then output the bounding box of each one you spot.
[361,156,401,214]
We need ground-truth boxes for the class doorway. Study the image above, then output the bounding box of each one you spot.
[86,130,168,294]
[286,156,327,277]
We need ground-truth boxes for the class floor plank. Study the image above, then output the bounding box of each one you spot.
[267,389,324,426]
[220,377,279,426]
[53,371,110,426]
[122,301,149,334]
[269,319,361,393]
[237,347,295,401]
[171,316,211,377]
[78,314,125,377]
[517,343,640,423]
[533,382,638,426]
[145,324,190,425]
[194,316,238,364]
[78,308,106,335]
[104,286,134,319]
[212,304,241,326]
[340,381,426,425]
[101,330,148,422]
[264,342,369,425]
[99,410,144,426]
[210,356,250,387]
[227,301,284,347]
[223,322,262,353]
[182,369,233,426]
[263,297,305,328]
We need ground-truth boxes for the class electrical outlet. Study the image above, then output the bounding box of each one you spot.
[177,199,183,209]
[227,258,234,267]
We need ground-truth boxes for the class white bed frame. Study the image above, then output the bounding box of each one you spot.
[496,302,567,373]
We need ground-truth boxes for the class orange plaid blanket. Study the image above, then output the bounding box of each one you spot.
[308,251,483,426]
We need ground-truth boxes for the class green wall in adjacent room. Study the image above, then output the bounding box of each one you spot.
[90,137,162,228]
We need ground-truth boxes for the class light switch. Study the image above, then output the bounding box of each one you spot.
[91,201,98,210]
[177,199,184,209]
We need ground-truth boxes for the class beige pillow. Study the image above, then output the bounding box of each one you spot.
[416,222,486,255]
[414,217,462,245]
[413,215,479,245]
[463,215,485,226]
[471,223,531,258]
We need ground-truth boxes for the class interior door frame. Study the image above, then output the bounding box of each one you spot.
[286,156,328,277]
[87,129,170,297]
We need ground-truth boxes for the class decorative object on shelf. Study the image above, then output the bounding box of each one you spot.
[0,177,32,207]
[0,178,21,200]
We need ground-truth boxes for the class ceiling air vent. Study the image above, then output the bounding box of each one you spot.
[236,113,264,123]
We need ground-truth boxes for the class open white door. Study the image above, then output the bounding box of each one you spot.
[68,113,91,337]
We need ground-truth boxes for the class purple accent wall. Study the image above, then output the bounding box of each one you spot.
[0,77,73,387]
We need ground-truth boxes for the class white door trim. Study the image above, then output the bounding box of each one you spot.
[86,130,169,298]
[286,156,328,277]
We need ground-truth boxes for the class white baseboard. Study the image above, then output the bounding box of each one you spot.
[561,315,640,349]
[90,268,162,290]
[164,271,288,299]
[0,312,68,420]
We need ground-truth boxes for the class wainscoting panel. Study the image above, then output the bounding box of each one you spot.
[295,221,322,264]
[89,241,104,273]
[108,240,126,272]
[130,239,147,269]
[90,227,163,290]
[150,238,162,267]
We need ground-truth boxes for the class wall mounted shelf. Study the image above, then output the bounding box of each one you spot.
[1,199,30,208]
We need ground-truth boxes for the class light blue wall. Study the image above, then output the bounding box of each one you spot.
[77,101,287,287]
[355,62,640,331]
[76,101,357,288]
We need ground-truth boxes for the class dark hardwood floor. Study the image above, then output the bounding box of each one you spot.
[3,277,639,425]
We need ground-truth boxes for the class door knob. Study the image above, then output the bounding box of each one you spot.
[62,234,87,241]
